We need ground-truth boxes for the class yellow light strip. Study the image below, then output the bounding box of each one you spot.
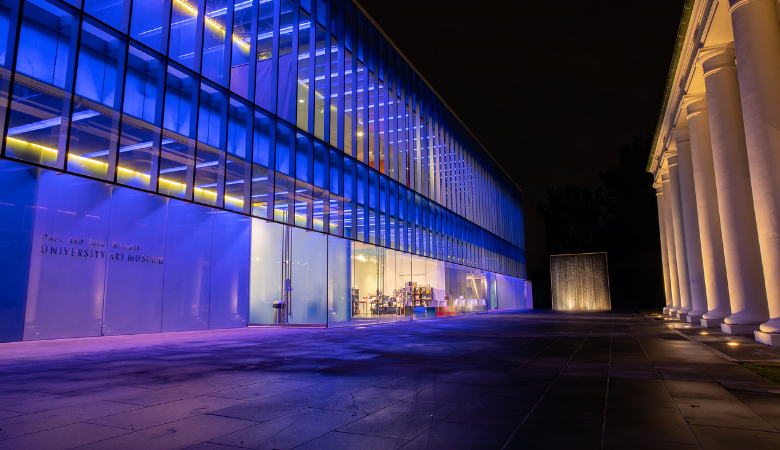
[5,136,324,227]
[177,0,250,50]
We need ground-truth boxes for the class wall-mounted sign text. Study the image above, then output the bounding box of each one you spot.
[40,233,163,264]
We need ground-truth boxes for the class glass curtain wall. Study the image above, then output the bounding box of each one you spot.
[0,0,528,301]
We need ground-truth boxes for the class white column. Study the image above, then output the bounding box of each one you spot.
[682,95,731,324]
[661,171,681,315]
[728,0,777,333]
[700,44,768,332]
[673,128,708,321]
[654,181,674,314]
[666,146,694,319]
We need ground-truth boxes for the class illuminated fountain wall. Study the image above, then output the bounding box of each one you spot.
[551,253,611,311]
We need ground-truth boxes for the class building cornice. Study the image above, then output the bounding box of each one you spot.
[647,0,712,176]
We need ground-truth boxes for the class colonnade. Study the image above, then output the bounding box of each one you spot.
[654,0,780,344]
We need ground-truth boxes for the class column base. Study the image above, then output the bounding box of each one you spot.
[721,323,762,335]
[677,312,688,321]
[754,331,780,346]
[759,318,780,333]
[700,318,724,328]
[686,315,703,324]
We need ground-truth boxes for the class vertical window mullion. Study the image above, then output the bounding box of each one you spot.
[270,0,281,113]
[0,0,24,157]
[222,0,236,89]
[336,0,345,150]
[323,0,331,144]
[306,0,316,133]
[56,12,83,170]
[247,0,260,104]
[149,61,169,192]
[106,38,129,183]
[193,0,207,73]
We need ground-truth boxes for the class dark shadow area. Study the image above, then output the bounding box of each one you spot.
[539,137,665,312]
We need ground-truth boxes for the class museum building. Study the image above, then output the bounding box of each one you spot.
[0,0,531,342]
[649,0,780,345]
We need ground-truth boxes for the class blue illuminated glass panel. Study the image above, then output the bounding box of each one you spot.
[0,0,528,283]
[68,20,123,179]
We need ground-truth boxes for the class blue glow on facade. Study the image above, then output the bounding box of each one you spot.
[0,0,529,341]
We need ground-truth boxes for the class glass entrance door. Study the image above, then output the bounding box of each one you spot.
[249,220,326,327]
[351,242,379,325]
[377,248,396,323]
[286,227,327,326]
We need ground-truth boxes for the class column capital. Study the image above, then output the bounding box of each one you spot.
[654,180,664,192]
[672,127,690,145]
[699,43,737,78]
[682,94,708,119]
[728,0,760,13]
[664,140,678,157]
[663,146,678,167]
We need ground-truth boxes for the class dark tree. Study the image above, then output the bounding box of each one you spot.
[599,137,665,310]
[540,137,665,311]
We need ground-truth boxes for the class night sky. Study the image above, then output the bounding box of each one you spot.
[357,0,685,205]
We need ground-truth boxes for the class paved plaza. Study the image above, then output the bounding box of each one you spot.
[1,311,779,450]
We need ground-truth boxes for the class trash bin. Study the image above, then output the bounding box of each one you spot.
[273,301,286,324]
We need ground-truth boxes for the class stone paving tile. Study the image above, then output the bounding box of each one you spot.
[336,400,460,440]
[673,397,777,432]
[400,421,513,450]
[207,390,339,422]
[0,389,55,404]
[403,382,487,406]
[0,385,151,414]
[504,412,604,450]
[0,399,142,440]
[444,394,537,428]
[1,311,780,449]
[731,391,780,430]
[605,403,698,444]
[372,372,451,391]
[183,443,242,450]
[310,385,416,414]
[664,380,739,401]
[0,409,22,420]
[656,365,713,381]
[293,431,407,450]
[603,436,701,450]
[608,377,678,408]
[205,378,318,401]
[210,407,364,449]
[74,413,258,450]
[108,381,240,407]
[690,424,780,450]
[533,381,608,418]
[0,421,131,450]
[443,369,508,385]
[85,395,247,431]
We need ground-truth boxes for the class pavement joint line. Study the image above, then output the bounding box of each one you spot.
[500,334,587,450]
[600,319,613,449]
[636,328,705,450]
[666,327,740,363]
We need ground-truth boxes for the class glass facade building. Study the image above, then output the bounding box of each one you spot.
[0,0,529,342]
